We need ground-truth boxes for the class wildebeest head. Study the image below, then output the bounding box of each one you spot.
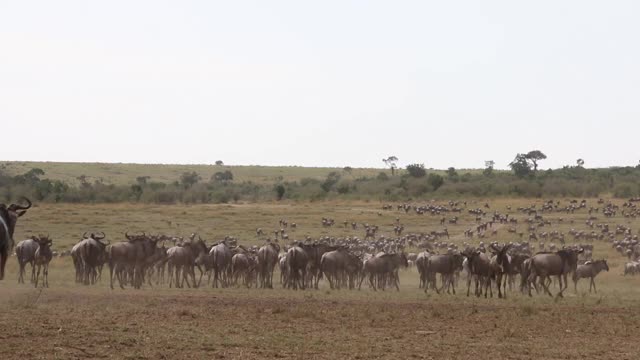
[557,248,583,272]
[0,197,32,240]
[0,197,32,280]
[491,244,512,270]
[35,235,53,249]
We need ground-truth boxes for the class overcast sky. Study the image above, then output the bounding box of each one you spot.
[1,1,638,170]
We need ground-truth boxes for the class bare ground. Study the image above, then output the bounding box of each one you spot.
[1,287,638,360]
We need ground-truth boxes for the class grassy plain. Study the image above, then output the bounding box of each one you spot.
[1,161,385,186]
[1,198,640,359]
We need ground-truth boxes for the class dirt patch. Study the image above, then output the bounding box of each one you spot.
[0,288,636,359]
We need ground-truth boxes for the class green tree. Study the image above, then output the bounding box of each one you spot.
[215,160,224,166]
[180,171,201,188]
[136,176,150,186]
[509,154,532,178]
[525,150,547,172]
[382,156,399,176]
[275,184,285,200]
[483,160,495,177]
[321,172,341,192]
[427,174,444,191]
[406,163,426,178]
[446,167,458,178]
[212,170,233,182]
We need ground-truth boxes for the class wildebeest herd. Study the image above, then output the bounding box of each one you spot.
[2,197,639,300]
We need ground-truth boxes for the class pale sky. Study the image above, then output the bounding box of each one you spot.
[1,1,639,170]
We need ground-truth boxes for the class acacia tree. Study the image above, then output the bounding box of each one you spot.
[382,156,399,176]
[576,158,585,167]
[509,154,532,178]
[525,150,547,172]
[484,160,495,177]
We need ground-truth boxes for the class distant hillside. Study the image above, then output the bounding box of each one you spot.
[0,161,385,186]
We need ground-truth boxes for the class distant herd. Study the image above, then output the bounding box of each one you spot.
[2,197,640,299]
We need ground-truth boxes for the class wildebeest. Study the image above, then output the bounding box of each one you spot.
[527,248,583,297]
[15,236,40,284]
[462,250,494,297]
[489,244,512,298]
[320,248,358,290]
[573,259,609,293]
[72,232,110,285]
[231,252,257,288]
[209,240,234,288]
[0,197,32,280]
[424,253,463,294]
[359,253,408,291]
[166,236,207,288]
[257,242,280,288]
[286,244,309,290]
[108,232,159,289]
[34,236,53,288]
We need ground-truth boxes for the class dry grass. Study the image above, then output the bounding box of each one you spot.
[2,198,640,358]
[1,161,384,186]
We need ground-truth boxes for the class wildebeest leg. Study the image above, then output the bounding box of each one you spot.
[502,275,507,299]
[212,268,218,288]
[541,276,553,297]
[34,264,41,288]
[196,265,204,288]
[109,261,115,290]
[592,277,596,293]
[30,260,36,284]
[118,264,126,289]
[557,274,567,298]
[44,263,49,288]
[552,276,561,297]
[168,263,174,288]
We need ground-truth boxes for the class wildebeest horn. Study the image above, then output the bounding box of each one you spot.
[125,231,133,240]
[94,231,106,240]
[82,232,88,239]
[9,197,32,211]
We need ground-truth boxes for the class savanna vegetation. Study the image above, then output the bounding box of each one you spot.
[2,152,640,205]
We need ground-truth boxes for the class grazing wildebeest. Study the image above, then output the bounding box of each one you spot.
[34,236,53,288]
[573,259,609,293]
[490,244,512,298]
[0,197,32,280]
[166,237,207,288]
[209,240,234,288]
[320,248,352,290]
[416,251,432,289]
[462,250,494,297]
[424,253,463,294]
[15,236,40,284]
[359,253,408,291]
[528,248,583,297]
[108,232,159,289]
[286,244,309,290]
[231,252,257,288]
[73,232,110,285]
[257,242,280,288]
